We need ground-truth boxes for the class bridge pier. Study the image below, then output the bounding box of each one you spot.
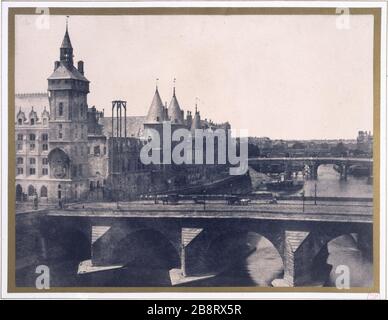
[170,227,220,285]
[273,230,316,287]
[339,164,349,181]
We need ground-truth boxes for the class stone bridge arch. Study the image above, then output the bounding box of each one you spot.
[184,221,284,277]
[279,222,373,286]
[39,216,92,262]
[109,229,180,269]
[90,219,181,267]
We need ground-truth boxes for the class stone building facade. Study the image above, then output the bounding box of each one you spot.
[15,23,233,203]
[15,105,50,201]
[15,25,93,203]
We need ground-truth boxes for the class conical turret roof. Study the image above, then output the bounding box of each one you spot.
[146,88,165,123]
[61,27,73,49]
[191,108,201,132]
[168,89,184,124]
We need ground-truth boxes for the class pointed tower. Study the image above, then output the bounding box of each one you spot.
[191,106,201,133]
[60,21,73,67]
[47,19,90,201]
[145,86,165,123]
[143,85,167,169]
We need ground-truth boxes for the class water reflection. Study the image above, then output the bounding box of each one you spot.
[303,164,372,198]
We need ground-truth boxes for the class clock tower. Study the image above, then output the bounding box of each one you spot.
[47,22,90,200]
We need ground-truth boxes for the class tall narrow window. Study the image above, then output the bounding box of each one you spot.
[94,146,100,156]
[58,102,63,116]
[28,185,35,196]
[40,186,48,197]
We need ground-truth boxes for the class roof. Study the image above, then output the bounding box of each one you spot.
[100,116,146,138]
[145,88,165,123]
[61,29,72,49]
[191,111,201,131]
[168,91,184,124]
[48,63,89,82]
[15,93,49,120]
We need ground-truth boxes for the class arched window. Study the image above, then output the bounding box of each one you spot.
[58,103,63,116]
[30,118,35,125]
[18,119,22,125]
[40,186,48,197]
[17,157,23,164]
[28,185,35,196]
[57,184,62,199]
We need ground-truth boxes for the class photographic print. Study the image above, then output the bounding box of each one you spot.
[1,1,387,298]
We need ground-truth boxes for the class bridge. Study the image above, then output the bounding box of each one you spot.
[16,198,373,287]
[248,157,373,180]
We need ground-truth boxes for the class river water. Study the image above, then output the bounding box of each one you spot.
[16,165,373,288]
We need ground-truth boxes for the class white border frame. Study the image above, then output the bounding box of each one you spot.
[1,1,387,300]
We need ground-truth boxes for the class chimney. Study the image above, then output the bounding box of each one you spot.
[54,61,60,70]
[78,61,84,75]
[186,111,193,128]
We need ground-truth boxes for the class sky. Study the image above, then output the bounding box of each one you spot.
[15,14,374,139]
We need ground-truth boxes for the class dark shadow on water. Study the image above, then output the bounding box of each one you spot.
[16,230,372,288]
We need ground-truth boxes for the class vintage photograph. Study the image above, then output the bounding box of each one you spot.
[9,6,380,292]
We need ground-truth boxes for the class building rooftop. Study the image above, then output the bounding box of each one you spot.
[48,63,89,82]
[99,116,146,138]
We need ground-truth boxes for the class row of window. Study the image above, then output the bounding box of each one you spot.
[16,168,48,175]
[17,143,48,151]
[17,118,48,126]
[17,133,48,141]
[16,185,47,197]
[17,157,48,165]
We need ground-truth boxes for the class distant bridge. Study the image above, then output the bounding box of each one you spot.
[248,157,373,180]
[16,198,373,287]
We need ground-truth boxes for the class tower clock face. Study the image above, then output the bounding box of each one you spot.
[53,164,66,178]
